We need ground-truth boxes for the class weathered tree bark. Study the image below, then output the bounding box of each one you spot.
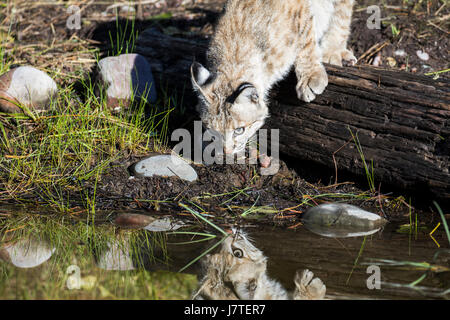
[136,29,450,202]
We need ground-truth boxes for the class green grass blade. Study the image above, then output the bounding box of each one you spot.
[179,203,228,236]
[178,234,230,273]
[433,201,450,246]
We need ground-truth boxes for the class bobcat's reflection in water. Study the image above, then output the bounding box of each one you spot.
[193,229,326,300]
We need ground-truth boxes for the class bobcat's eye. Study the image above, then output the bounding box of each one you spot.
[232,248,244,258]
[234,127,245,136]
[250,92,259,103]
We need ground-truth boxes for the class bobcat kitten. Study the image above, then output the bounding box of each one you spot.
[191,0,356,155]
[193,229,326,300]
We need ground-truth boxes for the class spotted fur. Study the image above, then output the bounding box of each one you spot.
[193,229,326,300]
[191,0,356,154]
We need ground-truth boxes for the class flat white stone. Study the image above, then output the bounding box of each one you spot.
[4,238,55,268]
[131,155,198,182]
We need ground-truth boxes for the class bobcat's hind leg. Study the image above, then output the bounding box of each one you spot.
[322,48,357,67]
[293,269,326,300]
[320,0,357,66]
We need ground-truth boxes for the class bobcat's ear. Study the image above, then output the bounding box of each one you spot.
[191,62,212,89]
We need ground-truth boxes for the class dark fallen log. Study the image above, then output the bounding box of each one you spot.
[136,28,450,202]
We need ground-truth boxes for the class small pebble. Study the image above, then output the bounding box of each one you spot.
[386,57,397,67]
[372,54,382,67]
[416,50,429,61]
[120,5,135,13]
[394,49,406,57]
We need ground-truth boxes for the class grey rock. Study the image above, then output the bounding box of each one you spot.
[0,66,58,113]
[130,154,198,182]
[96,53,157,111]
[302,203,387,238]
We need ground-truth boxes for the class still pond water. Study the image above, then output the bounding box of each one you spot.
[0,205,448,300]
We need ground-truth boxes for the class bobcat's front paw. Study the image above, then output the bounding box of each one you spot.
[293,269,326,300]
[323,48,357,67]
[296,66,328,103]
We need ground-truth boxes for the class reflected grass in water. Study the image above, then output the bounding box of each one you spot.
[0,212,197,299]
[0,264,196,300]
[356,202,450,299]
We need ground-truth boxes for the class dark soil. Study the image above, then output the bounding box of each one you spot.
[90,153,413,228]
[350,1,449,77]
[89,0,449,78]
[6,0,449,80]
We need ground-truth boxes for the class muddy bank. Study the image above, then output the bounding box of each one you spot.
[84,154,415,228]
